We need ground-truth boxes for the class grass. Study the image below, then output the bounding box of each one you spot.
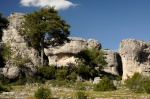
[0,81,150,99]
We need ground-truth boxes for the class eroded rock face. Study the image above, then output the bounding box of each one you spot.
[1,13,40,79]
[44,37,101,66]
[119,39,150,80]
[2,13,40,66]
[103,50,122,76]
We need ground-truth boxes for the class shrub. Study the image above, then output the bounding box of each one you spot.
[76,82,86,90]
[76,90,88,99]
[68,72,77,81]
[34,87,51,99]
[0,83,11,93]
[55,69,68,80]
[125,72,150,94]
[39,66,56,79]
[93,76,116,91]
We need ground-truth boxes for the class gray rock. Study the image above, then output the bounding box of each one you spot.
[1,60,20,79]
[44,37,101,66]
[103,50,122,76]
[2,13,40,67]
[119,39,150,81]
[93,77,101,84]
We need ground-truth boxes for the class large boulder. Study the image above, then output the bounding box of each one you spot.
[0,61,20,79]
[44,37,101,66]
[2,13,40,66]
[103,50,122,76]
[119,39,150,81]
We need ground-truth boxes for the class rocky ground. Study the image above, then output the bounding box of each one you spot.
[0,83,150,99]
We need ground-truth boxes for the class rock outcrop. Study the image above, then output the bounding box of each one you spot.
[119,39,150,80]
[1,13,40,79]
[2,13,40,66]
[103,50,122,76]
[44,37,101,66]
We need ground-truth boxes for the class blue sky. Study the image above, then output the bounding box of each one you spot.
[0,0,150,51]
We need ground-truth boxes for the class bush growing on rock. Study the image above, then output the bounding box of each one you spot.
[93,76,116,91]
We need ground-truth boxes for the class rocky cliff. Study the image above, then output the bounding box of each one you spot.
[103,50,122,76]
[44,37,101,66]
[0,12,134,80]
[2,13,40,66]
[119,39,150,80]
[1,13,40,79]
[0,13,124,79]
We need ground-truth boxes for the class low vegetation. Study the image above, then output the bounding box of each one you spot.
[125,72,150,94]
[76,90,88,99]
[93,76,116,91]
[34,87,51,99]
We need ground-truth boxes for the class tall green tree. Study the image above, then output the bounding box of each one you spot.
[0,13,9,41]
[76,48,107,79]
[19,7,70,66]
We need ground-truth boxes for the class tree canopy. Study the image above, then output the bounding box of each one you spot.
[18,7,70,66]
[19,7,70,51]
[0,13,9,41]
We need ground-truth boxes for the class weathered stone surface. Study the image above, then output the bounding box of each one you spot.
[1,61,20,79]
[103,50,122,76]
[119,39,150,80]
[2,13,40,66]
[44,37,101,66]
[93,77,101,84]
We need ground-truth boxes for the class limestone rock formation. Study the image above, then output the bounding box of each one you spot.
[1,13,40,79]
[2,13,40,66]
[119,39,150,80]
[44,37,101,66]
[1,61,20,79]
[93,77,101,84]
[103,50,122,76]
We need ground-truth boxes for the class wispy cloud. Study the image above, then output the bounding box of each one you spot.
[20,0,77,10]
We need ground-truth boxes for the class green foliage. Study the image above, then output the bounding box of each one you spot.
[76,63,90,79]
[12,55,31,68]
[0,13,9,41]
[34,87,51,99]
[125,72,150,94]
[18,7,70,51]
[39,66,56,79]
[116,76,122,81]
[18,7,70,66]
[55,69,68,80]
[76,48,107,79]
[75,82,86,90]
[76,90,88,99]
[68,72,77,81]
[0,83,11,93]
[0,44,12,66]
[93,76,116,91]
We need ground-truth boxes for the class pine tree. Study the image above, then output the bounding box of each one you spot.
[19,7,70,66]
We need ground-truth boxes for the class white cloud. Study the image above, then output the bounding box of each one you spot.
[20,0,77,10]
